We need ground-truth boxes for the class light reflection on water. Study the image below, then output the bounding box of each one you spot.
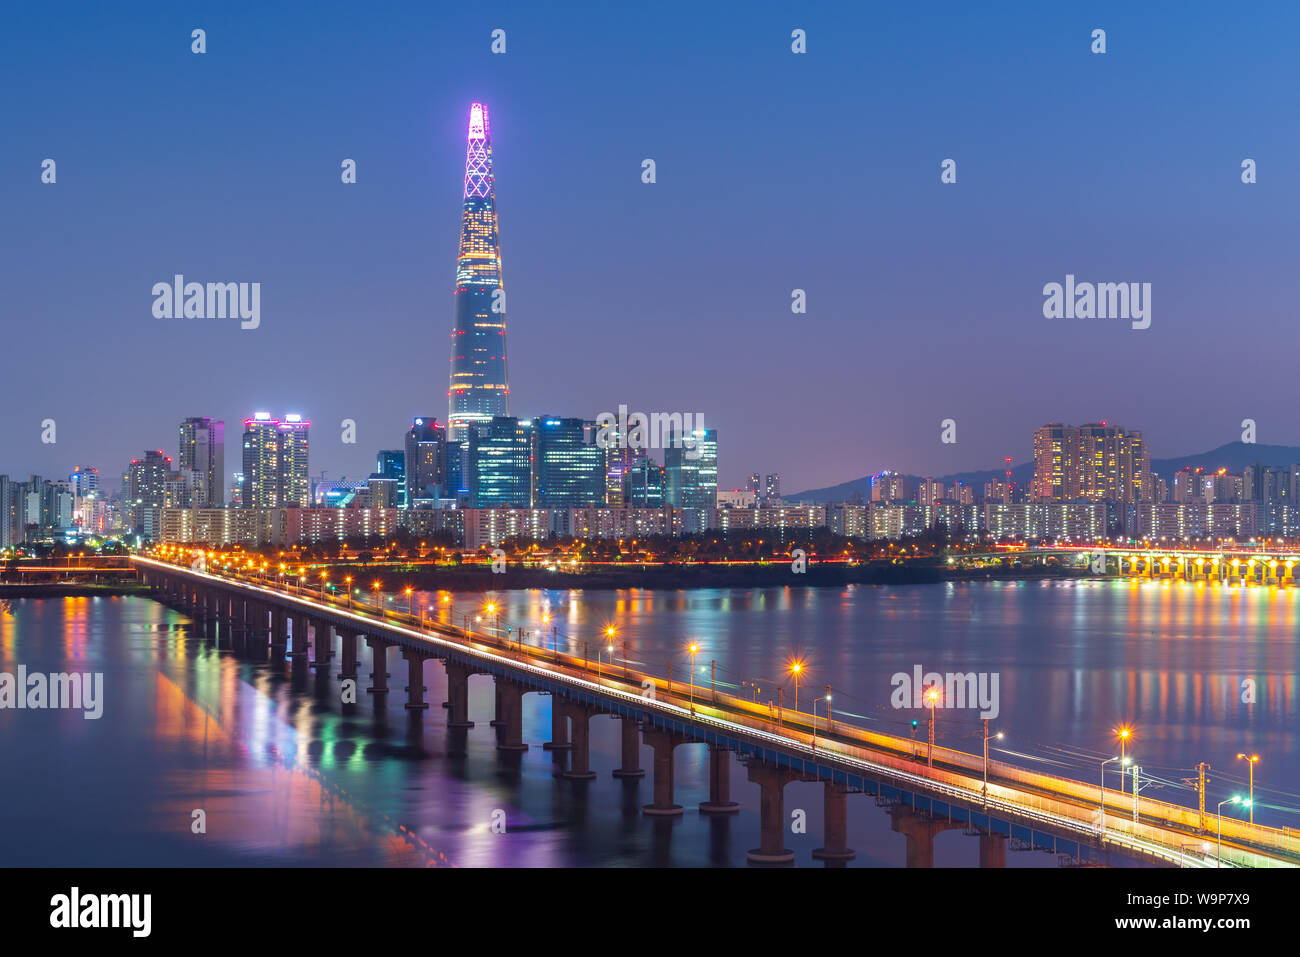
[0,580,1294,867]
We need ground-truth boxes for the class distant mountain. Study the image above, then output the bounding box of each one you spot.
[788,442,1300,504]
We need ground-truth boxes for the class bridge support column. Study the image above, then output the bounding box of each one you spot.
[270,607,289,661]
[699,744,739,813]
[979,832,1007,868]
[746,763,798,863]
[445,662,475,728]
[312,620,333,668]
[612,716,644,777]
[245,603,268,660]
[890,806,944,868]
[401,648,430,711]
[366,637,392,695]
[641,728,684,815]
[337,628,359,681]
[560,701,597,779]
[494,680,528,751]
[543,697,570,750]
[812,781,856,861]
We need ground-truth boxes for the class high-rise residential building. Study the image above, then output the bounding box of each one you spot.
[278,415,310,507]
[448,102,509,441]
[69,466,99,498]
[665,428,718,533]
[376,450,406,508]
[241,414,280,507]
[748,474,761,496]
[764,474,781,506]
[126,451,171,530]
[533,416,604,509]
[871,470,910,503]
[467,416,532,508]
[917,478,944,505]
[178,417,226,507]
[1031,422,1151,503]
[404,417,448,506]
[240,413,309,508]
[0,475,13,550]
[602,424,647,507]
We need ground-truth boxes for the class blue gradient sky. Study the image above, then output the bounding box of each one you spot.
[4,1,1299,493]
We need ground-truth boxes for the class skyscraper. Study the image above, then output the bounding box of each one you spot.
[178,417,225,507]
[1032,422,1151,503]
[404,417,448,506]
[240,413,309,507]
[467,416,532,508]
[665,428,718,534]
[533,416,605,508]
[448,102,509,441]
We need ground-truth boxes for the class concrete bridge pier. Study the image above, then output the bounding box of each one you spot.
[366,637,392,695]
[270,607,289,662]
[699,744,740,814]
[489,684,503,727]
[890,806,960,868]
[559,701,598,779]
[445,662,476,729]
[245,603,268,661]
[745,763,799,863]
[811,781,856,861]
[611,716,644,778]
[312,620,333,669]
[543,697,571,750]
[641,728,685,815]
[337,628,360,682]
[494,681,528,751]
[979,832,1007,868]
[401,648,430,711]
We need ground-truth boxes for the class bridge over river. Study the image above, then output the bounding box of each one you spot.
[133,555,1300,868]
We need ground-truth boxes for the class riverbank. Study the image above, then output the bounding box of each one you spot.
[305,561,1083,593]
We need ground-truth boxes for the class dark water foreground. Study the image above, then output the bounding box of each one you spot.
[1,579,1294,866]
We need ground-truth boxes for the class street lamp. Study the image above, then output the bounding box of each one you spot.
[1217,796,1249,867]
[924,685,940,768]
[788,660,804,713]
[688,642,699,714]
[1116,726,1133,792]
[1235,753,1260,824]
[404,586,413,616]
[981,719,1004,808]
[812,693,831,750]
[344,576,352,608]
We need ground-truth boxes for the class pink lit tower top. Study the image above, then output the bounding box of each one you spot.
[447,102,509,441]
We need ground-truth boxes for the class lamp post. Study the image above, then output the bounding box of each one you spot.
[981,719,1004,808]
[344,576,352,608]
[812,694,831,750]
[1116,726,1132,792]
[925,685,940,768]
[789,661,803,714]
[1236,753,1259,824]
[1217,796,1248,867]
[688,642,699,714]
[405,586,413,616]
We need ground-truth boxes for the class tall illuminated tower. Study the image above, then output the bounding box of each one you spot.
[448,102,509,441]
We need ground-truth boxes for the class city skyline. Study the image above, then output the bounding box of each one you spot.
[8,4,1300,491]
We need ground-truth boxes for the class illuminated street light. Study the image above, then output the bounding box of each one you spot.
[1116,726,1133,792]
[981,719,1004,808]
[925,685,940,768]
[688,642,699,714]
[788,660,804,713]
[812,693,832,751]
[1236,753,1260,824]
[1217,796,1249,867]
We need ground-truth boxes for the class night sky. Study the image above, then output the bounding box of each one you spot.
[4,1,1298,493]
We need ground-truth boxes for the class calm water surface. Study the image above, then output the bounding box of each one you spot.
[1,579,1294,867]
